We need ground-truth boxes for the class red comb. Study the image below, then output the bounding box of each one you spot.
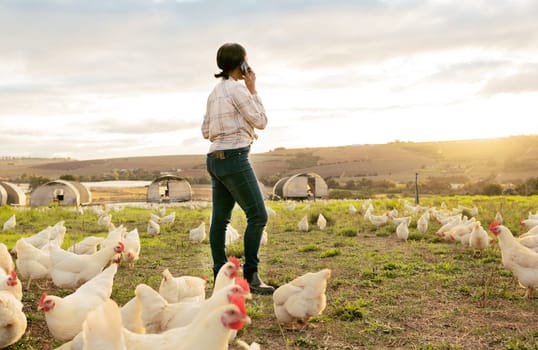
[229,295,247,316]
[228,256,240,269]
[489,221,500,232]
[235,277,250,293]
[10,270,16,279]
[39,292,47,305]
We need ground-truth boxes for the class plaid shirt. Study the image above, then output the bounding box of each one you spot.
[202,78,267,153]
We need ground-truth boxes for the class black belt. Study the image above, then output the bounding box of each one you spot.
[208,146,250,160]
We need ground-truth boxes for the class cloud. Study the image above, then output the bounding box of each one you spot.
[480,64,538,95]
[1,0,538,159]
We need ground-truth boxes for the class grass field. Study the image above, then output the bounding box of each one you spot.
[1,195,538,349]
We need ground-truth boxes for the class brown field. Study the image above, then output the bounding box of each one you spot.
[2,135,538,184]
[90,184,212,203]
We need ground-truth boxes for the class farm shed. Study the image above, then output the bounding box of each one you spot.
[272,173,329,199]
[147,175,192,202]
[30,180,92,207]
[0,181,27,206]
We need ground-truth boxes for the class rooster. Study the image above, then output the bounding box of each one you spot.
[136,278,251,333]
[273,268,331,324]
[38,263,118,341]
[0,290,27,348]
[489,221,538,298]
[49,241,124,289]
[158,269,206,303]
[122,228,141,268]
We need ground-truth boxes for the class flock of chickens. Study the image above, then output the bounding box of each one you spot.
[358,199,538,299]
[2,198,538,349]
[0,205,332,349]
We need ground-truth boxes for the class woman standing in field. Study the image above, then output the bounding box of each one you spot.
[202,42,274,294]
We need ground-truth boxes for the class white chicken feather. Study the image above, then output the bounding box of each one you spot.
[273,269,331,324]
[38,263,118,341]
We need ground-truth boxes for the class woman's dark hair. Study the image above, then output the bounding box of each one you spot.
[214,43,246,79]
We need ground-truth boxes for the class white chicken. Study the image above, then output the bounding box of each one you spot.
[517,234,538,252]
[0,290,27,348]
[81,299,126,350]
[260,230,268,246]
[189,222,206,243]
[273,268,331,324]
[494,212,504,225]
[213,256,242,294]
[67,236,104,255]
[521,219,538,231]
[236,339,261,350]
[97,214,113,228]
[159,212,176,225]
[158,268,206,303]
[518,225,538,239]
[15,237,52,289]
[469,221,489,253]
[49,241,124,288]
[0,243,14,275]
[38,263,118,341]
[2,215,15,232]
[349,204,357,214]
[0,270,22,301]
[136,278,251,333]
[225,224,241,246]
[396,218,409,241]
[366,212,389,227]
[317,214,327,230]
[122,228,141,268]
[120,295,145,334]
[147,219,160,236]
[417,211,429,234]
[14,221,67,253]
[60,299,128,350]
[298,215,309,232]
[100,225,127,251]
[120,299,250,350]
[489,221,538,298]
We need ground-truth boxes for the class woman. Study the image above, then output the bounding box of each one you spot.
[202,42,274,294]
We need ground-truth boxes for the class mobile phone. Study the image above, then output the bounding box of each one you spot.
[240,61,250,75]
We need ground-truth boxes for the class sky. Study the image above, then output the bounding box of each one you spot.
[1,0,537,160]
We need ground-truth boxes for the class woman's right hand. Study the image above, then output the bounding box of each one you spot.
[244,69,257,95]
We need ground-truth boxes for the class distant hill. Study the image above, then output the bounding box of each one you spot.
[2,135,537,185]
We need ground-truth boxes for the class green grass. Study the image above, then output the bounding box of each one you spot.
[2,195,538,349]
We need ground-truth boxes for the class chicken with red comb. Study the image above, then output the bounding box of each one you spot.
[489,221,538,298]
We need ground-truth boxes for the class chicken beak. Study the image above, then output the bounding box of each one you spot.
[244,292,253,300]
